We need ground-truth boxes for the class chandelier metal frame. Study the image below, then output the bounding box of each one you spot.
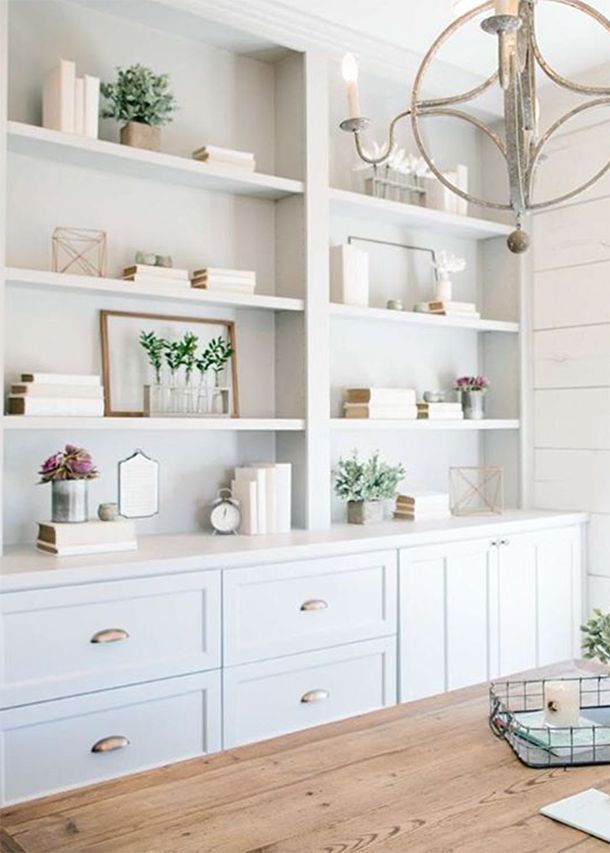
[340,0,610,250]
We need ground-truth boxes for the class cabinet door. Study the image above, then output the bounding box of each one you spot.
[399,539,496,702]
[495,526,582,677]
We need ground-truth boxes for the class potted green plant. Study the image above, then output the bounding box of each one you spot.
[100,64,178,151]
[334,450,405,525]
[582,609,610,668]
[39,444,99,523]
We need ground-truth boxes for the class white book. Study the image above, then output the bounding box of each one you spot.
[250,464,277,534]
[38,519,136,546]
[418,411,464,420]
[11,383,103,399]
[234,467,267,534]
[21,372,101,386]
[418,402,462,410]
[343,403,419,419]
[127,276,189,287]
[394,511,451,521]
[192,268,256,280]
[231,478,258,535]
[194,282,256,294]
[347,388,417,405]
[124,265,190,280]
[8,397,105,416]
[83,74,100,139]
[330,245,369,307]
[194,145,255,163]
[37,539,138,556]
[74,77,84,135]
[42,59,76,133]
[200,275,257,286]
[541,789,610,843]
[274,463,292,533]
[398,491,450,505]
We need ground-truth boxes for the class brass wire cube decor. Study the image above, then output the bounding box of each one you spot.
[449,466,503,516]
[52,227,107,277]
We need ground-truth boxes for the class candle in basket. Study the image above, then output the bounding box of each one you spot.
[544,680,580,727]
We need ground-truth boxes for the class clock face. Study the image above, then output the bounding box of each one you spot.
[210,500,241,534]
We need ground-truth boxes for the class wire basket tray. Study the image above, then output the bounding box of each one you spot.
[490,675,610,768]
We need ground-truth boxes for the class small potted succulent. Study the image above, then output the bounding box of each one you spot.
[582,610,610,669]
[39,444,99,523]
[100,64,178,151]
[334,449,405,525]
[455,375,489,420]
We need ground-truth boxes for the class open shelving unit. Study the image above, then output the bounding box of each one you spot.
[0,0,524,550]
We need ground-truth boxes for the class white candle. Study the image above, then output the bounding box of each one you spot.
[544,680,580,727]
[495,0,519,14]
[342,53,361,119]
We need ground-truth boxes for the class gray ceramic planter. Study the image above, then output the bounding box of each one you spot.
[347,500,384,525]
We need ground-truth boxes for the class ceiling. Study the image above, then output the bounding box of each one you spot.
[276,0,610,81]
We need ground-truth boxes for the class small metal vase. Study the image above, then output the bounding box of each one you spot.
[461,390,486,420]
[347,500,384,525]
[51,480,89,523]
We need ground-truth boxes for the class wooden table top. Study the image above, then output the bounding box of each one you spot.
[2,667,610,853]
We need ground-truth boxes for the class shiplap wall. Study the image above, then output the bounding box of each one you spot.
[532,83,610,609]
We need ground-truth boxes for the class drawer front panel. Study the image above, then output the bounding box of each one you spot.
[223,551,397,665]
[0,572,221,706]
[223,638,396,748]
[0,671,221,806]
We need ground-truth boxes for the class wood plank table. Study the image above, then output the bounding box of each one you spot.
[2,669,610,853]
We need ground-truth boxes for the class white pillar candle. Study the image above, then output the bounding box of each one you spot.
[544,680,580,727]
[342,53,361,119]
[495,0,520,14]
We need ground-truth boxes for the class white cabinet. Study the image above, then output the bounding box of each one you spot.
[0,671,222,806]
[223,551,397,665]
[399,538,495,702]
[399,525,583,702]
[223,638,396,748]
[0,571,222,707]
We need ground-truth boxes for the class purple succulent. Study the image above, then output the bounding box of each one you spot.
[38,445,99,483]
[454,375,489,392]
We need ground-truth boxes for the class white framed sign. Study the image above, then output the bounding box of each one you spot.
[118,449,159,518]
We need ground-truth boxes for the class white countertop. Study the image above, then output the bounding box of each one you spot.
[0,510,588,592]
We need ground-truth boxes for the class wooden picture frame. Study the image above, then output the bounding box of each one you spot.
[100,309,239,418]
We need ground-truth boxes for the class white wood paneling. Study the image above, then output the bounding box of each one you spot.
[534,196,610,272]
[534,262,610,330]
[535,389,610,449]
[535,449,610,513]
[535,326,610,389]
[588,574,610,614]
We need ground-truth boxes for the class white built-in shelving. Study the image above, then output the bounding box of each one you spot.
[330,302,519,334]
[5,268,305,313]
[330,419,520,432]
[3,416,305,432]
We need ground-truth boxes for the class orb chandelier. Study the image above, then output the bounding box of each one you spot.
[339,0,610,253]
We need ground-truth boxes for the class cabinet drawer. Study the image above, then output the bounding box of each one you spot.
[0,572,221,706]
[223,638,396,748]
[223,551,397,665]
[0,670,221,806]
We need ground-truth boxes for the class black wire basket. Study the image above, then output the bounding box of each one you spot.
[490,675,610,767]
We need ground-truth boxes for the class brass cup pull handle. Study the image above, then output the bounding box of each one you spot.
[300,599,328,612]
[301,689,330,704]
[90,628,130,644]
[91,735,130,754]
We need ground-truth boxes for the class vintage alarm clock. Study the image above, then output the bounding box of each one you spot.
[210,488,241,535]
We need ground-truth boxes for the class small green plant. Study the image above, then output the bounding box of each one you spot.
[177,332,199,385]
[581,609,610,664]
[139,330,166,384]
[204,336,234,385]
[101,64,178,126]
[334,450,405,503]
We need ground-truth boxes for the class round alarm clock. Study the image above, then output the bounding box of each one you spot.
[210,488,241,535]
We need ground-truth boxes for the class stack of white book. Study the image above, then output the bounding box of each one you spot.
[413,300,480,320]
[417,402,464,421]
[330,244,369,307]
[37,520,137,556]
[43,59,99,138]
[425,165,468,216]
[8,373,104,417]
[232,463,292,534]
[192,145,256,172]
[343,388,417,420]
[394,491,451,521]
[191,268,256,295]
[123,264,189,286]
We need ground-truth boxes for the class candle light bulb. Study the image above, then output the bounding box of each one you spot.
[342,53,359,84]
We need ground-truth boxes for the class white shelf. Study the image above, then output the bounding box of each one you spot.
[4,268,304,313]
[329,188,512,240]
[7,122,304,201]
[331,419,520,431]
[330,303,519,333]
[3,417,305,432]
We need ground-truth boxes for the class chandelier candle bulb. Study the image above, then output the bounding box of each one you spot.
[543,681,581,728]
[495,0,519,14]
[342,53,361,119]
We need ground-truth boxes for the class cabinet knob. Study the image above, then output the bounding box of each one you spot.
[91,735,130,754]
[90,628,130,644]
[300,599,328,612]
[301,689,330,704]
[500,539,510,546]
